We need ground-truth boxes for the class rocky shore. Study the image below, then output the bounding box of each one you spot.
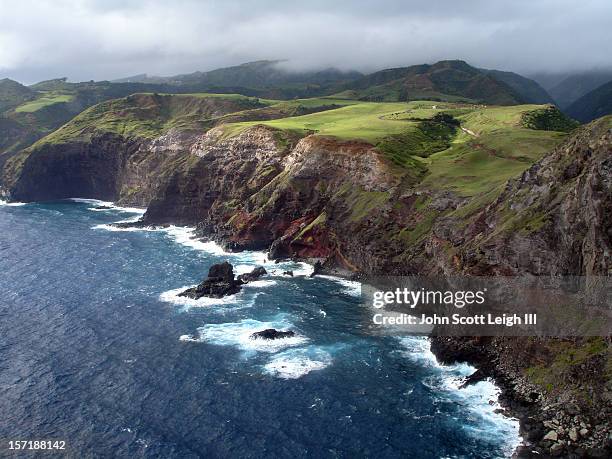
[2,91,610,458]
[431,337,612,458]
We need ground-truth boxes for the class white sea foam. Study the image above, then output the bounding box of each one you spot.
[163,226,229,255]
[243,280,277,288]
[69,198,114,206]
[87,204,145,214]
[181,315,307,353]
[290,262,315,277]
[397,337,521,454]
[231,251,269,265]
[0,199,26,206]
[263,346,333,379]
[92,223,156,232]
[318,275,362,296]
[91,223,230,257]
[159,286,240,308]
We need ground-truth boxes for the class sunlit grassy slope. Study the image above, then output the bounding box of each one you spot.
[15,92,75,113]
[28,92,569,199]
[420,106,568,196]
[220,99,567,196]
[221,100,414,142]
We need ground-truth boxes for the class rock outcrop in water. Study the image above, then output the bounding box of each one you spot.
[178,261,242,299]
[236,266,267,283]
[178,262,268,299]
[250,329,296,340]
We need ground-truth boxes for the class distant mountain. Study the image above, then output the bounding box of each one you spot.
[548,71,612,108]
[565,80,612,122]
[110,74,149,84]
[483,69,554,104]
[527,72,572,92]
[0,78,35,112]
[339,60,538,105]
[113,60,363,98]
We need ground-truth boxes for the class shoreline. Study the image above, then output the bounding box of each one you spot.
[3,198,591,457]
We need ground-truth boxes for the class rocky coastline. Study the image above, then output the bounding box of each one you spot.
[431,337,612,458]
[1,97,610,458]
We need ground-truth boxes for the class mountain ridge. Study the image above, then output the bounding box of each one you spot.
[566,79,612,122]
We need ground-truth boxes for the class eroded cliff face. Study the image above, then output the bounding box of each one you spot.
[143,126,403,267]
[4,114,611,279]
[452,118,612,276]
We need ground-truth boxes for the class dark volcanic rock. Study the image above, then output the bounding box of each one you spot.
[207,261,235,282]
[250,329,295,340]
[178,261,241,299]
[310,260,323,278]
[94,205,113,210]
[237,266,267,283]
[459,368,488,388]
[283,270,294,276]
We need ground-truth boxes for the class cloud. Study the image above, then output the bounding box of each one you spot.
[0,0,610,83]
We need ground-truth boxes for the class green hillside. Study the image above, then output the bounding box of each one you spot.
[337,60,531,105]
[24,91,569,204]
[566,80,612,122]
[0,78,35,112]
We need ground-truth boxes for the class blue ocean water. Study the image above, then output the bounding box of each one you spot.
[0,200,520,458]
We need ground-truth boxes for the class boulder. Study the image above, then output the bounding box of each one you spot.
[283,270,294,276]
[250,329,295,340]
[237,266,267,283]
[207,261,235,282]
[543,431,558,442]
[459,368,488,388]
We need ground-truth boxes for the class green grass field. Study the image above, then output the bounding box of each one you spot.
[220,101,422,142]
[15,93,75,113]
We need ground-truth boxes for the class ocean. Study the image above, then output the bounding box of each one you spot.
[0,199,520,458]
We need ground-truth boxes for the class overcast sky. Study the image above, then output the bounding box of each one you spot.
[1,0,610,84]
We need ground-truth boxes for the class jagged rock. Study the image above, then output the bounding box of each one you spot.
[310,260,323,278]
[207,261,235,281]
[94,205,113,210]
[237,266,267,283]
[250,329,295,340]
[459,369,488,388]
[569,428,579,442]
[544,431,559,442]
[283,270,294,276]
[178,261,241,299]
[550,442,564,456]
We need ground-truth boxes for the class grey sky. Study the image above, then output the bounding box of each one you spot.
[0,0,610,84]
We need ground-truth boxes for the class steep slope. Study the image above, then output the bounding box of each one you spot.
[549,71,612,108]
[0,78,177,167]
[1,93,266,202]
[339,60,527,105]
[566,80,612,122]
[0,93,355,203]
[1,95,578,272]
[0,78,35,112]
[483,69,554,104]
[430,116,612,458]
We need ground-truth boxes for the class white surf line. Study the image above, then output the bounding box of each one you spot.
[398,336,522,455]
[0,199,26,206]
[67,198,146,214]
